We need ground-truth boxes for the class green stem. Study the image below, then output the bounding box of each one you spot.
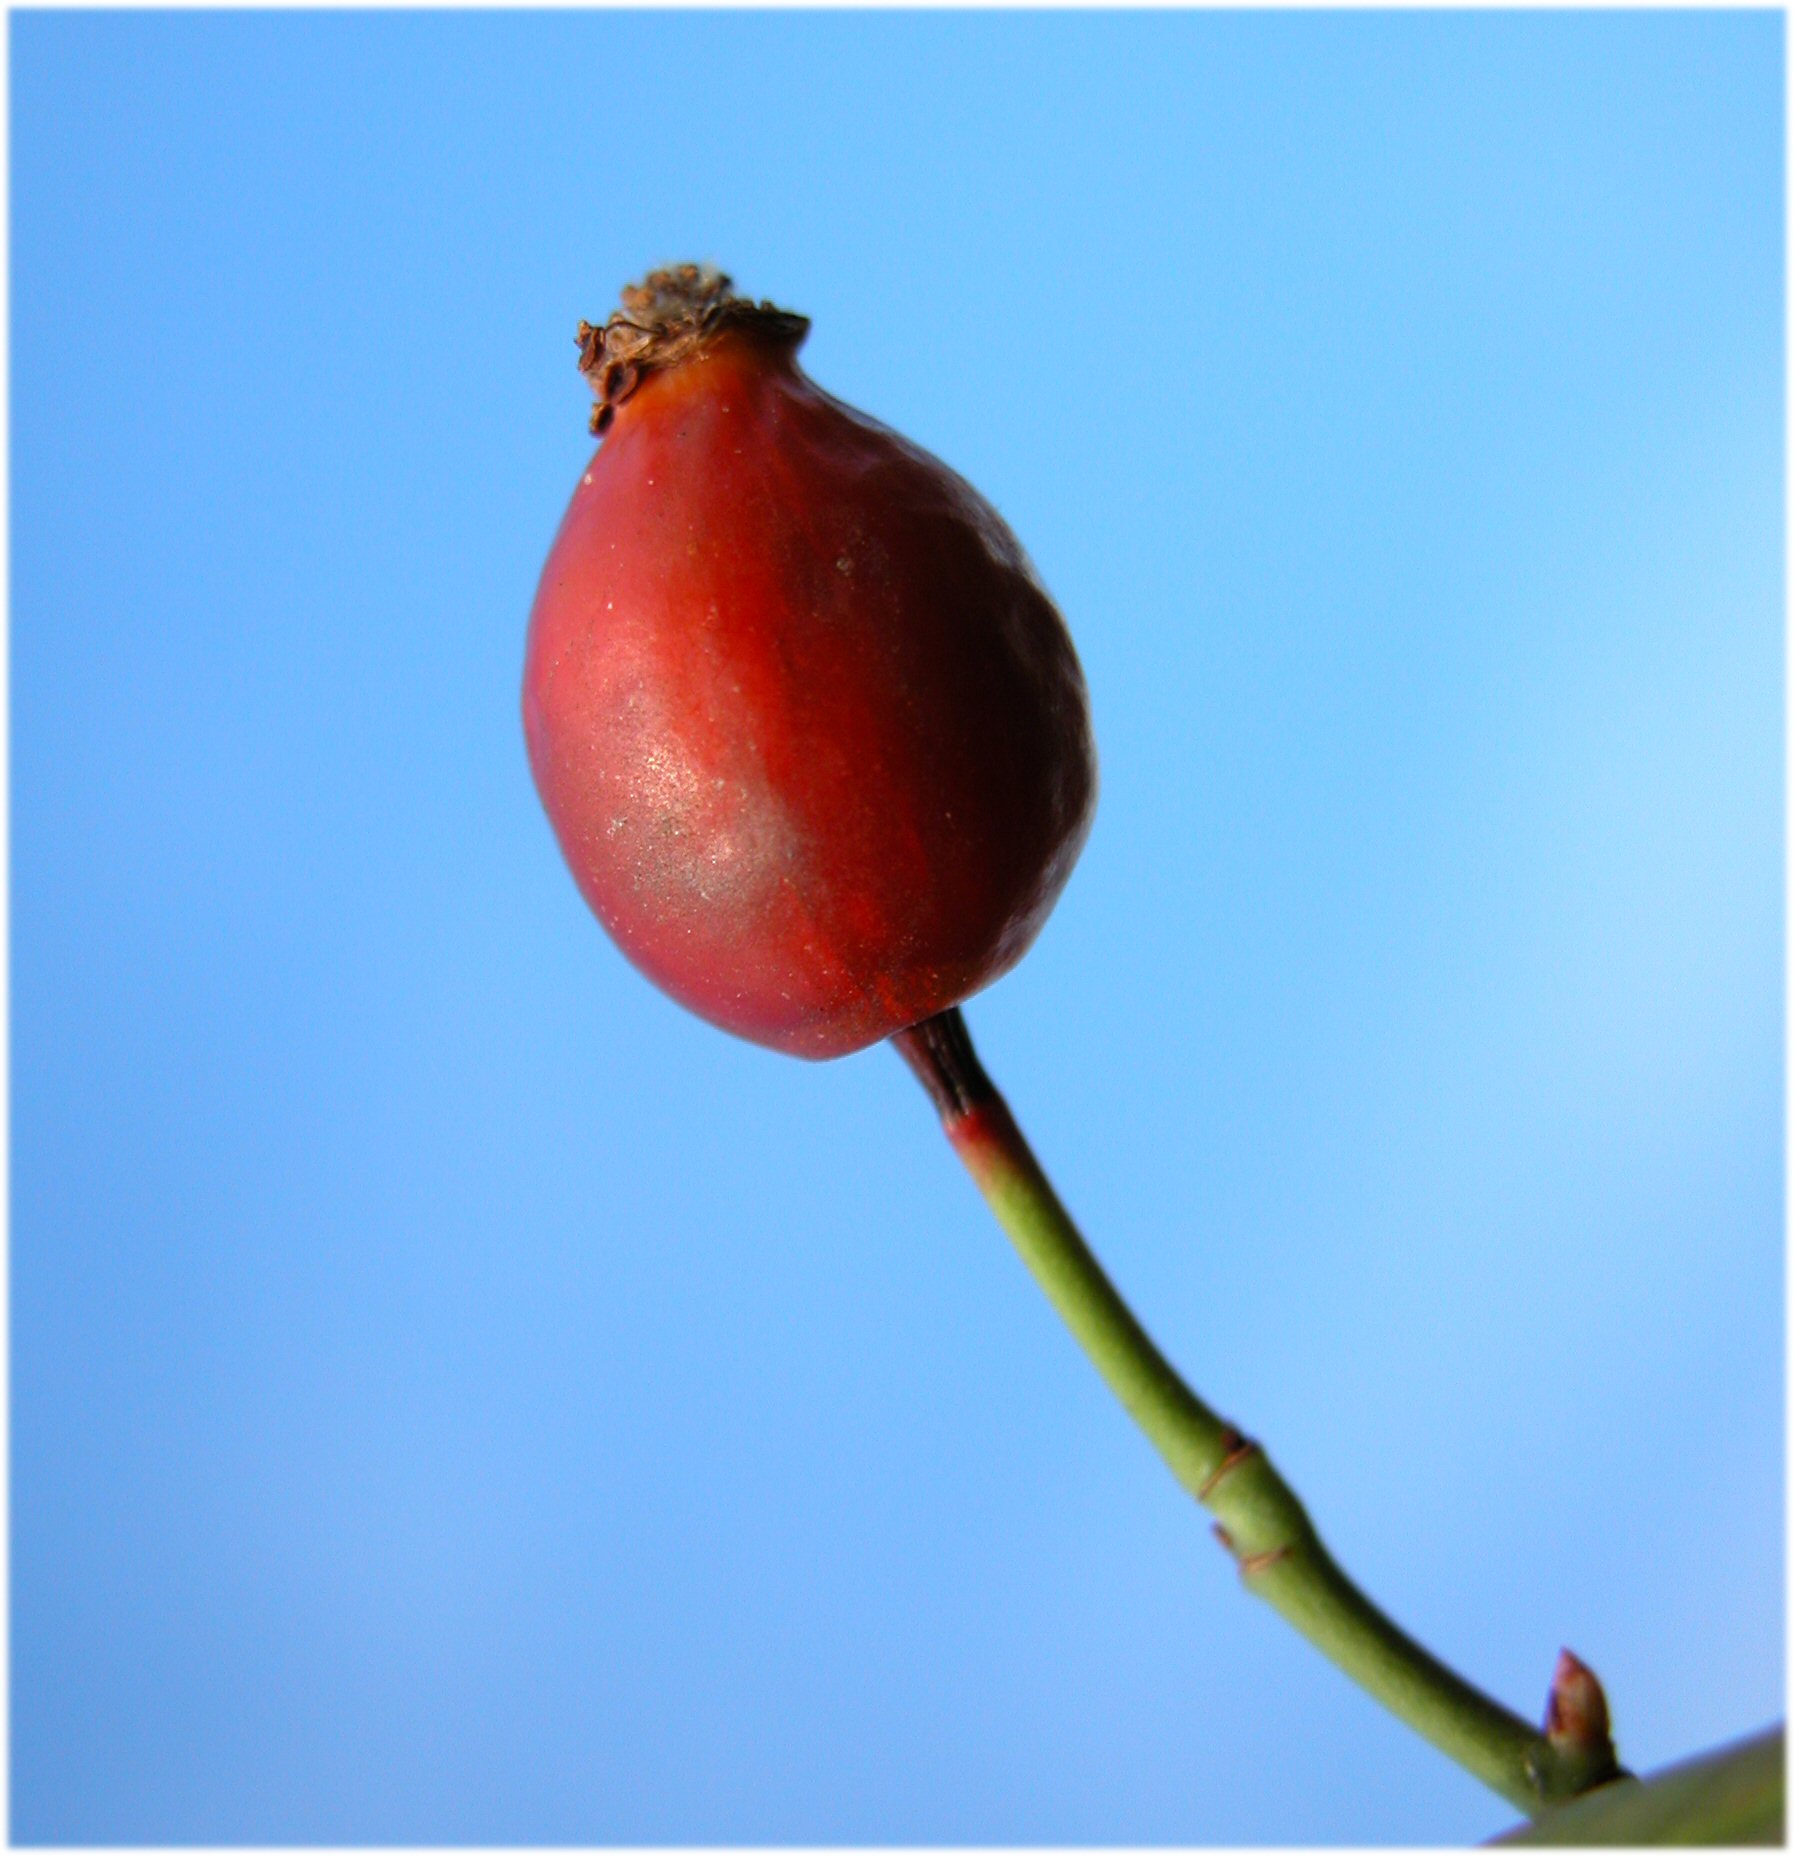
[893,1007,1617,1818]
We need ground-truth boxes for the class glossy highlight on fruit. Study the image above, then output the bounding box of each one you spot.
[523,265,1096,1058]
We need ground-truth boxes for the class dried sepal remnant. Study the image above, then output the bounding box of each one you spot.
[575,264,812,434]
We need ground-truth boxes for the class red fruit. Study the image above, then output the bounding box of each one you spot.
[523,265,1096,1059]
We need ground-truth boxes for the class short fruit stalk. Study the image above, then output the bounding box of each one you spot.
[894,1006,1622,1818]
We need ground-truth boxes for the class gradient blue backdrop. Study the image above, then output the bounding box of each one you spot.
[12,10,1783,1844]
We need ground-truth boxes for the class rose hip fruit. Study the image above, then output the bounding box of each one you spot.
[523,265,1096,1058]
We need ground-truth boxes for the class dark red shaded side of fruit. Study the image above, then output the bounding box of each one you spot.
[524,281,1095,1059]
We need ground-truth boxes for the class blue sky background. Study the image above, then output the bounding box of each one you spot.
[11,10,1782,1845]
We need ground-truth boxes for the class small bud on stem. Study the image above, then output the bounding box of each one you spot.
[1544,1648,1625,1793]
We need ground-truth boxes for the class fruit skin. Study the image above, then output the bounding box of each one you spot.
[523,274,1095,1059]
